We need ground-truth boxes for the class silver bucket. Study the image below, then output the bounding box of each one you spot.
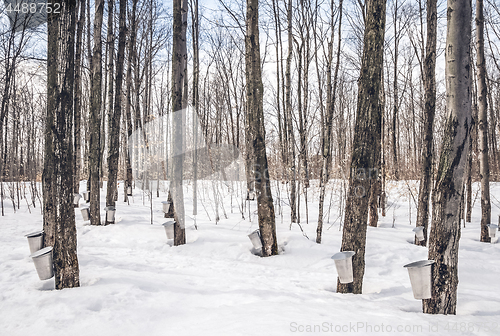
[404,260,435,299]
[412,226,425,241]
[248,229,262,249]
[73,193,82,206]
[81,207,90,221]
[30,246,54,280]
[163,221,175,239]
[161,201,171,214]
[105,206,116,223]
[127,186,132,196]
[247,190,256,201]
[331,251,356,284]
[82,191,90,202]
[487,224,498,238]
[25,230,44,254]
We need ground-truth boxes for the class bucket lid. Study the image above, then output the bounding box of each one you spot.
[162,221,175,226]
[25,230,44,238]
[412,226,424,232]
[403,260,435,268]
[331,251,355,260]
[161,201,170,204]
[30,246,53,258]
[105,206,116,211]
[487,224,498,229]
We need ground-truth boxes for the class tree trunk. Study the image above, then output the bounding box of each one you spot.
[246,0,278,257]
[285,0,297,224]
[171,0,187,246]
[106,0,127,218]
[337,0,386,294]
[191,0,199,218]
[89,0,104,225]
[317,0,343,243]
[44,0,80,289]
[423,0,472,315]
[476,0,491,243]
[124,0,138,202]
[104,0,114,210]
[392,0,399,180]
[73,0,85,195]
[415,0,437,246]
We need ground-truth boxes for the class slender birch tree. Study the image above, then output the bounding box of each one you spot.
[476,0,491,243]
[171,0,187,245]
[246,0,278,256]
[415,0,437,246]
[423,0,472,315]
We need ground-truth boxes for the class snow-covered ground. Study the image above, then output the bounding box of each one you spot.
[1,180,499,336]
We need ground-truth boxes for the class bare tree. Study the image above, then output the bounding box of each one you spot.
[317,0,343,243]
[43,0,80,289]
[284,0,297,224]
[73,0,85,195]
[415,0,437,246]
[106,0,128,217]
[337,0,386,294]
[423,0,472,315]
[171,0,187,245]
[476,0,491,243]
[89,0,105,225]
[245,0,278,256]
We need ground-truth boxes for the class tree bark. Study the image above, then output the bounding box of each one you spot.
[44,0,80,289]
[171,0,187,246]
[191,0,199,218]
[106,0,127,217]
[89,0,104,225]
[392,0,399,180]
[423,0,472,315]
[317,0,343,242]
[476,0,491,243]
[73,0,85,195]
[337,0,386,294]
[415,0,437,246]
[124,0,138,202]
[285,0,297,224]
[246,0,278,257]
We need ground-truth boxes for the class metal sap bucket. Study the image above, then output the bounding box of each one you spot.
[413,226,425,242]
[331,251,356,284]
[247,190,256,201]
[82,191,90,202]
[127,186,132,196]
[74,193,82,207]
[487,224,498,238]
[403,260,435,299]
[25,230,44,254]
[81,207,90,221]
[248,229,262,249]
[30,246,54,280]
[105,206,116,223]
[163,221,175,239]
[161,201,172,214]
